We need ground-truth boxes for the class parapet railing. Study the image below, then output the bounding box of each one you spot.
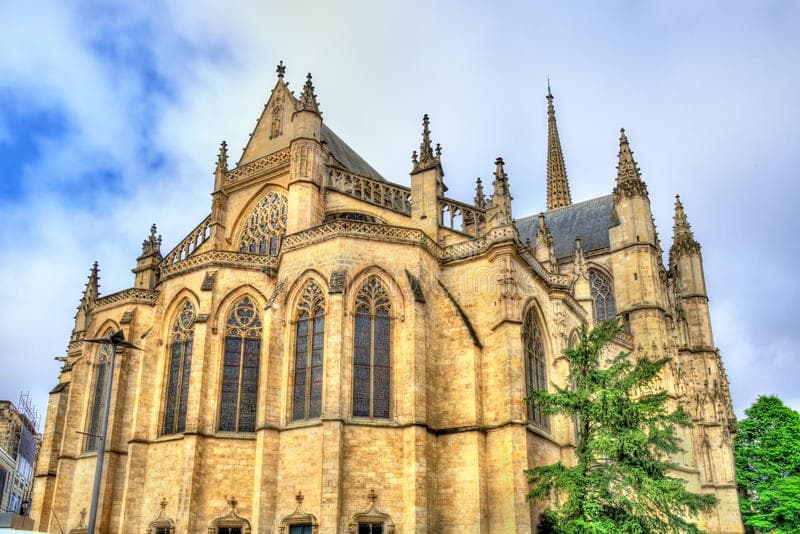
[161,215,212,266]
[226,149,290,183]
[439,197,486,237]
[326,167,412,215]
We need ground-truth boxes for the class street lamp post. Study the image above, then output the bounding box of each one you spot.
[83,330,140,534]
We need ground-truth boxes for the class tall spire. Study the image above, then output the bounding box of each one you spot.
[72,262,99,339]
[546,83,572,210]
[613,128,649,200]
[297,73,320,114]
[670,194,701,259]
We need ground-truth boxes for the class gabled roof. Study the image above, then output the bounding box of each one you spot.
[516,195,614,260]
[321,124,385,181]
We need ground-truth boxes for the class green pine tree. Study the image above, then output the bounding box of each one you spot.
[735,395,800,533]
[526,320,716,533]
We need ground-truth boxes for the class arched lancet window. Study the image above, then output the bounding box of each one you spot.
[353,277,391,419]
[523,308,549,430]
[238,192,288,255]
[163,300,195,435]
[292,283,325,421]
[85,329,113,451]
[589,269,616,322]
[219,297,262,432]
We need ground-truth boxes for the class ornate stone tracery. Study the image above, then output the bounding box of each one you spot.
[238,192,288,255]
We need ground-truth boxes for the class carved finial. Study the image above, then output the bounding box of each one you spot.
[573,237,586,276]
[227,496,238,512]
[78,508,87,527]
[546,82,571,210]
[613,127,648,199]
[670,194,701,260]
[474,177,486,208]
[276,60,286,78]
[298,73,320,113]
[141,223,162,257]
[435,143,442,158]
[217,140,228,173]
[160,498,167,511]
[295,491,304,506]
[412,150,418,164]
[488,157,513,226]
[419,114,434,163]
[367,488,378,504]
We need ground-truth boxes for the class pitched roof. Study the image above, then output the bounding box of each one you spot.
[515,195,614,259]
[321,124,385,181]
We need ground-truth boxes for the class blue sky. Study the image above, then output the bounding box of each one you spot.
[1,1,798,424]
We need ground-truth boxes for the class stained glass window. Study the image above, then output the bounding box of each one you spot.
[523,308,549,430]
[589,269,616,322]
[163,300,195,435]
[219,297,262,432]
[238,192,288,256]
[85,331,113,451]
[353,277,391,419]
[292,283,325,421]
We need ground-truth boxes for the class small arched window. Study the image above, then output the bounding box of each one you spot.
[219,297,262,432]
[589,269,616,322]
[163,300,195,435]
[353,277,391,419]
[292,283,325,421]
[85,329,113,451]
[239,192,288,255]
[523,308,549,430]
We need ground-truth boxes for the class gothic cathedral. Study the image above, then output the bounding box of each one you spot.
[32,64,743,533]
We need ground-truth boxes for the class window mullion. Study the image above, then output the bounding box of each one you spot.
[235,334,245,431]
[369,311,375,418]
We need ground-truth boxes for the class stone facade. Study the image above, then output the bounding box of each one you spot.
[31,65,743,533]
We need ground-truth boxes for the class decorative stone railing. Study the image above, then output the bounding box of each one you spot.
[162,215,212,266]
[326,167,412,215]
[439,198,485,237]
[95,288,159,309]
[160,250,278,280]
[226,149,290,183]
[282,219,442,257]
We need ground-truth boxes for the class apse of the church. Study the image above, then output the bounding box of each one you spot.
[31,65,743,533]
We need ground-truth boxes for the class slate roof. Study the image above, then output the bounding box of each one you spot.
[322,124,385,181]
[515,194,614,260]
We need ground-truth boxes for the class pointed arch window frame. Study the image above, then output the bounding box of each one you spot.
[162,300,196,435]
[218,296,262,433]
[588,268,617,323]
[352,276,392,420]
[84,328,114,452]
[523,307,549,431]
[291,282,326,422]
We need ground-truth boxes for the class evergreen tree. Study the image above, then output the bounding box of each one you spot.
[526,320,716,533]
[735,395,800,533]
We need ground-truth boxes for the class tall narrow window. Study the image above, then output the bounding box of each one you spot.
[219,297,262,432]
[523,308,549,430]
[163,300,195,435]
[353,277,391,419]
[85,331,113,451]
[292,283,325,421]
[589,269,616,322]
[238,192,288,255]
